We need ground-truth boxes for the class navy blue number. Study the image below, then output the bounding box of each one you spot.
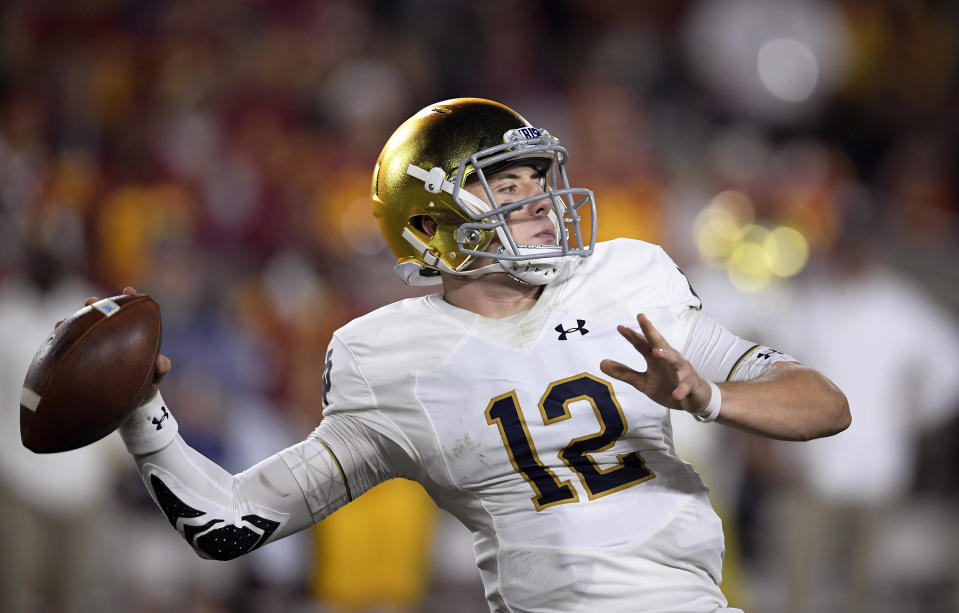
[322,349,333,407]
[486,392,579,510]
[488,374,655,511]
[541,374,654,499]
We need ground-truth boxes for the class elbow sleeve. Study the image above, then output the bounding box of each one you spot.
[137,436,316,561]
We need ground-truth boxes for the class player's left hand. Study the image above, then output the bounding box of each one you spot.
[600,313,714,416]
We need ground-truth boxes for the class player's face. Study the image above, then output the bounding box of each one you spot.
[465,164,556,248]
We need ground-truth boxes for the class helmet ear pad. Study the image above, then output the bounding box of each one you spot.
[410,215,438,237]
[402,205,497,274]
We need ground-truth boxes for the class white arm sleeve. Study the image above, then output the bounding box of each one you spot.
[122,393,412,560]
[287,412,418,522]
[679,309,798,382]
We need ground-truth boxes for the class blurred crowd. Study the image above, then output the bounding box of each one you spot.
[1,1,958,612]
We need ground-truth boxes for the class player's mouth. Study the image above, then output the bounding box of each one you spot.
[534,228,556,244]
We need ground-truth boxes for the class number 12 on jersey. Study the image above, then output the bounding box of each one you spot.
[485,373,655,511]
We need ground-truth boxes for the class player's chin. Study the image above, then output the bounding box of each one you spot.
[524,235,558,247]
[508,229,556,246]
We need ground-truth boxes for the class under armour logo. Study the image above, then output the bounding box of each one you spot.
[556,320,589,341]
[757,348,782,360]
[152,406,170,430]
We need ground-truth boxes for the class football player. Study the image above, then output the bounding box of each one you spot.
[111,98,849,612]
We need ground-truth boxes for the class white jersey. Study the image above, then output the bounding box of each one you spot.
[126,239,787,612]
[310,239,778,612]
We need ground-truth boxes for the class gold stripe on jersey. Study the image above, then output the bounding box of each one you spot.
[318,438,353,502]
[726,344,760,382]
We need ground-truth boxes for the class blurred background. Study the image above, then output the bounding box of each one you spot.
[1,1,958,612]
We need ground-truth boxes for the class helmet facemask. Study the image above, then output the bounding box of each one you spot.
[444,128,597,285]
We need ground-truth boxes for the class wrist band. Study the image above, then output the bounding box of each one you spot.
[694,380,722,423]
[119,392,179,456]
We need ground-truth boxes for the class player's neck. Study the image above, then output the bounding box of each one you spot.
[441,273,543,319]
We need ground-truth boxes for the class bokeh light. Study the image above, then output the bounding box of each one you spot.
[694,194,813,291]
[766,225,810,277]
[757,37,820,102]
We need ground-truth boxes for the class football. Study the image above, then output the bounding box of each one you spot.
[20,293,163,453]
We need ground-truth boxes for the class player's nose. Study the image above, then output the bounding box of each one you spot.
[523,183,551,217]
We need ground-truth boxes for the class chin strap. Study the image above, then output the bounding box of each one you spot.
[397,228,567,287]
[496,245,567,285]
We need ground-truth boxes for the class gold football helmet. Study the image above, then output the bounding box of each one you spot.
[371,98,596,286]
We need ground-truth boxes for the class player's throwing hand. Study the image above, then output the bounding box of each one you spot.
[81,286,172,390]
